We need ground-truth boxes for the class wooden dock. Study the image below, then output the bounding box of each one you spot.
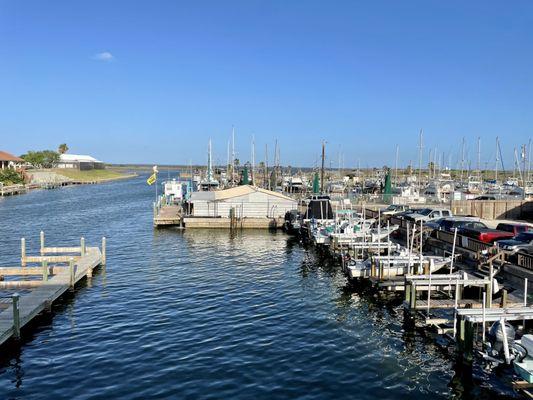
[0,233,106,346]
[153,204,182,226]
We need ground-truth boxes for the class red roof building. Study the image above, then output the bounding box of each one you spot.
[0,151,24,169]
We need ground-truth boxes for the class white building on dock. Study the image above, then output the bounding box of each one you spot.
[189,185,297,219]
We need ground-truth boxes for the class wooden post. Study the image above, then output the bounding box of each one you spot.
[410,282,417,310]
[101,237,106,265]
[21,238,26,267]
[42,260,48,281]
[80,237,86,256]
[501,289,508,308]
[488,262,493,308]
[12,293,20,339]
[405,278,411,303]
[40,231,45,255]
[464,320,475,363]
[69,258,75,288]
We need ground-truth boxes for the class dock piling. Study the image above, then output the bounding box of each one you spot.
[101,237,106,265]
[21,238,26,267]
[12,293,20,339]
[81,237,86,256]
[69,258,75,288]
[40,231,45,255]
[42,260,48,281]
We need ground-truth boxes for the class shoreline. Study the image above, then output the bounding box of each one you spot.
[0,169,138,197]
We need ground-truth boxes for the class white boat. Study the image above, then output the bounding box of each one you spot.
[345,250,452,279]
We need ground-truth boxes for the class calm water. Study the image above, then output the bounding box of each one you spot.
[0,176,511,399]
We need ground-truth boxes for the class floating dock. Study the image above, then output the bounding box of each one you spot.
[0,232,106,346]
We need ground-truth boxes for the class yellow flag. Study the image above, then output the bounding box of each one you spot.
[146,173,157,185]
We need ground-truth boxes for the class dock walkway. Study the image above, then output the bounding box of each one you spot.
[0,234,106,346]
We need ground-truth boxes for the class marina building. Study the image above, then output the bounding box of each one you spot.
[182,185,297,228]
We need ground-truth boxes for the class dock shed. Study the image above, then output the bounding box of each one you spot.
[189,185,297,219]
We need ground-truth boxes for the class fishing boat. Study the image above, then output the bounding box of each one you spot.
[345,249,452,279]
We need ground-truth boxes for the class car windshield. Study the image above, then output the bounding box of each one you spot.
[419,209,432,216]
[515,232,533,242]
[385,205,396,211]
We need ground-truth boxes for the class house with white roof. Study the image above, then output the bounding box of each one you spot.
[57,154,105,170]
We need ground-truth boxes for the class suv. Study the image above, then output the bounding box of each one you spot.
[405,208,453,223]
[425,217,486,232]
[496,231,533,253]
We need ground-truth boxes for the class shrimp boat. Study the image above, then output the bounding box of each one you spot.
[345,248,452,279]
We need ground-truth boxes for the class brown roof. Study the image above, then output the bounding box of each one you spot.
[0,151,24,162]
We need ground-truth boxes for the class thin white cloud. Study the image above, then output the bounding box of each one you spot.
[93,51,114,62]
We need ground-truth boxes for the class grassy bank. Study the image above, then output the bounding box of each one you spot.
[52,168,137,182]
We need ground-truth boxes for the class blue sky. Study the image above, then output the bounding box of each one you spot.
[1,1,532,168]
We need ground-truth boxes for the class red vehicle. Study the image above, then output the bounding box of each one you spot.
[458,223,531,244]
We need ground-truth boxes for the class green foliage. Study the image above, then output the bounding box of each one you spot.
[58,143,69,154]
[21,150,60,168]
[0,169,24,185]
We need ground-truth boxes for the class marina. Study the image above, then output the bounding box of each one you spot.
[3,2,533,398]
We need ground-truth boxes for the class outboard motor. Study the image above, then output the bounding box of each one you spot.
[487,320,515,357]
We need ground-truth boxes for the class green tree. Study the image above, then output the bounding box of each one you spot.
[21,150,60,168]
[58,143,69,154]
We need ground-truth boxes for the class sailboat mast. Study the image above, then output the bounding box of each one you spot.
[460,137,465,183]
[418,129,423,189]
[477,136,481,180]
[394,144,399,185]
[495,136,499,181]
[251,135,255,186]
[231,126,235,186]
[265,143,269,190]
[320,141,325,194]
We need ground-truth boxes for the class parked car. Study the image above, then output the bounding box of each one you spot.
[458,225,516,244]
[405,207,453,223]
[380,204,410,216]
[496,231,533,253]
[425,217,486,232]
[472,195,496,201]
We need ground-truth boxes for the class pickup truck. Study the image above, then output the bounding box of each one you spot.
[405,208,453,223]
[496,231,533,253]
[458,223,530,244]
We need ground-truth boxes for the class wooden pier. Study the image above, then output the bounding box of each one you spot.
[0,232,106,346]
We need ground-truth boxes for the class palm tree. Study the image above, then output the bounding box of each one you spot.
[58,143,69,154]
